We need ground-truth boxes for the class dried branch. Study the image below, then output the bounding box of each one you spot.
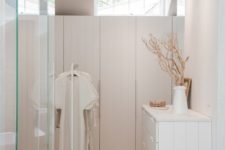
[143,33,189,86]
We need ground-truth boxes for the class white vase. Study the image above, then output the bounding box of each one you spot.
[173,86,188,114]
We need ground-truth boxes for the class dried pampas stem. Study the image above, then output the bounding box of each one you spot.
[143,33,189,86]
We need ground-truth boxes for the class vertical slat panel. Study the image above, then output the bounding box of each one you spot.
[49,16,64,76]
[19,16,34,150]
[158,122,174,150]
[64,16,100,89]
[136,17,173,150]
[187,122,198,150]
[174,122,186,150]
[100,17,136,150]
[49,16,64,150]
[63,16,100,150]
[19,15,53,150]
[199,122,212,150]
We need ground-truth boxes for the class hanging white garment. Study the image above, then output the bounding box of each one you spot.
[54,74,69,150]
[55,69,99,150]
[55,75,67,111]
[77,72,99,150]
[83,101,99,150]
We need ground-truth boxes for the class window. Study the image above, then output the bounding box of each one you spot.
[177,0,185,16]
[18,0,184,16]
[97,0,185,16]
[19,0,55,15]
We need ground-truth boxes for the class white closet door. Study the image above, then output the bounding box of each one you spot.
[63,16,100,150]
[64,16,100,89]
[49,16,64,76]
[136,17,173,150]
[100,17,136,150]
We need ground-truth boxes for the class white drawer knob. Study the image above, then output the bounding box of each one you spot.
[150,136,154,142]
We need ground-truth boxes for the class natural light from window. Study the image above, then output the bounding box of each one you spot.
[177,0,185,16]
[18,0,184,16]
[19,0,55,15]
[97,0,185,16]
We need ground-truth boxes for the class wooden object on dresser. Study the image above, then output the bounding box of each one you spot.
[142,105,212,150]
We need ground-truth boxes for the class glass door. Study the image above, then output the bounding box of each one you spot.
[1,0,54,149]
[0,0,18,150]
[17,3,54,150]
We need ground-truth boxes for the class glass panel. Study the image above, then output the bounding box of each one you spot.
[0,0,17,150]
[114,0,129,15]
[18,0,55,15]
[129,0,145,15]
[97,0,185,16]
[98,0,114,9]
[177,0,185,16]
[97,0,165,16]
[18,2,54,150]
[145,0,163,15]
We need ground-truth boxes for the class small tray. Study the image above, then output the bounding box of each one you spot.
[150,106,170,110]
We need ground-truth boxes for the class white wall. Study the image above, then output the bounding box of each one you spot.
[217,0,225,148]
[100,17,136,150]
[185,0,218,116]
[184,0,225,150]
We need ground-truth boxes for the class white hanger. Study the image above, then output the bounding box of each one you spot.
[56,64,79,80]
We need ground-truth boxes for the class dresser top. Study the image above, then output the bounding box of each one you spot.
[142,105,211,122]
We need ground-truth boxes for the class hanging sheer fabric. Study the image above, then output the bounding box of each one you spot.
[55,64,99,150]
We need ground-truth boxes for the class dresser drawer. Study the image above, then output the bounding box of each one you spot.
[142,119,158,150]
[142,105,212,150]
[146,136,158,150]
[142,109,158,143]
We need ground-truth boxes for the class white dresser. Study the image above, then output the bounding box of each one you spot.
[142,105,212,150]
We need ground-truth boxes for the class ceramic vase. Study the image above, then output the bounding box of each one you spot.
[173,86,188,114]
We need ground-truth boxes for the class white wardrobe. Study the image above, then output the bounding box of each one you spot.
[51,16,184,150]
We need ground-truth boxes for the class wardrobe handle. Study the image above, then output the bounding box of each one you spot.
[55,108,62,128]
